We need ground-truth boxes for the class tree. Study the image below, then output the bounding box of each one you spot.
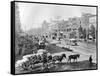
[78,25,83,38]
[90,24,95,40]
[69,31,76,38]
[83,28,86,39]
[16,34,39,56]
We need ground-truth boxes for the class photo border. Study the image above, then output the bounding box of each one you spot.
[11,1,98,75]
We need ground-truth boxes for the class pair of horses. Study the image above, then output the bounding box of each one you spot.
[37,53,80,70]
[27,53,80,64]
[47,53,80,63]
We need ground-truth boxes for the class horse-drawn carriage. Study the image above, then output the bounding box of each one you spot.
[15,47,80,72]
[69,39,78,46]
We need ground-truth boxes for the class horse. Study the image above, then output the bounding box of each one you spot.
[68,54,80,63]
[52,53,66,63]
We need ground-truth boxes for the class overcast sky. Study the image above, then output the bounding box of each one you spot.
[17,2,96,31]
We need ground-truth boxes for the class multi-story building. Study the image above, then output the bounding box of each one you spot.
[89,15,96,28]
[43,13,96,40]
[80,13,96,40]
[81,13,96,28]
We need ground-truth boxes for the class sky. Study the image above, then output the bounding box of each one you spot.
[17,2,96,31]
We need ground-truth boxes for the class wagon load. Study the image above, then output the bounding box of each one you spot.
[15,49,50,68]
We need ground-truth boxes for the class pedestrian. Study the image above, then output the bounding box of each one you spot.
[89,55,93,64]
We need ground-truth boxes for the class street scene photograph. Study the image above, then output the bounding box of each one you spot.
[14,2,97,74]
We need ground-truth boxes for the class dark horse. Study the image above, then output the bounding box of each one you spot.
[68,54,80,63]
[52,53,66,63]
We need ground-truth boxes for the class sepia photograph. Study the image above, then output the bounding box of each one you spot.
[12,1,98,74]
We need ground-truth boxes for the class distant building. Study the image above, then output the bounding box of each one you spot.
[89,15,96,28]
[43,13,97,40]
[80,13,96,40]
[48,18,77,39]
[81,13,96,29]
[42,20,49,30]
